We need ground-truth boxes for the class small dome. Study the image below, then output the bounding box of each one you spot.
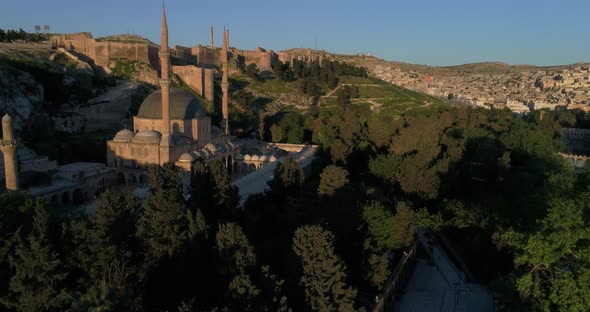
[114,129,134,141]
[133,130,161,143]
[251,155,260,161]
[244,154,252,161]
[259,155,269,162]
[178,152,195,163]
[2,114,12,123]
[269,155,278,162]
[205,143,216,153]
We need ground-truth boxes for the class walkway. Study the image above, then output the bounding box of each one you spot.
[232,145,317,205]
[393,230,494,312]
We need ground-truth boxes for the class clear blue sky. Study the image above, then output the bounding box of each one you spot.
[1,0,588,66]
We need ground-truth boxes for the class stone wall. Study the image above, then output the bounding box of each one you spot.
[50,33,157,68]
[191,46,221,67]
[235,49,276,70]
[172,65,214,102]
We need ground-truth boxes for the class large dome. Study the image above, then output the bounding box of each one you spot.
[137,88,207,120]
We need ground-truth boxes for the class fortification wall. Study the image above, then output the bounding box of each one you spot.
[173,45,197,65]
[172,65,214,102]
[50,33,155,68]
[236,49,275,70]
[192,46,221,67]
[93,41,152,67]
[50,33,95,56]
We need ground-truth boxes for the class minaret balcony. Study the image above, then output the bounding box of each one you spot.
[159,50,170,57]
[0,139,18,147]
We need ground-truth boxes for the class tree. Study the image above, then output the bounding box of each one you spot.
[226,273,260,311]
[232,90,255,108]
[366,253,389,290]
[268,157,304,198]
[245,63,260,80]
[208,160,239,219]
[498,194,590,312]
[292,225,357,311]
[257,266,290,312]
[137,163,188,265]
[3,201,71,312]
[327,70,338,90]
[361,201,397,253]
[216,223,256,276]
[329,138,352,164]
[392,202,415,249]
[258,110,265,141]
[92,188,135,246]
[368,153,402,184]
[318,165,349,196]
[270,124,284,143]
[336,88,351,112]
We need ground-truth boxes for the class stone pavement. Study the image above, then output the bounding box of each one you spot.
[394,231,495,312]
[233,145,317,206]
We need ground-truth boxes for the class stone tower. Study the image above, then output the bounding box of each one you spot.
[1,114,19,191]
[221,28,230,134]
[159,4,173,162]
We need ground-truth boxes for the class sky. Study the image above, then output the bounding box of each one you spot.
[1,0,588,66]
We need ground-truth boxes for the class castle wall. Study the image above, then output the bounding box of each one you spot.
[50,33,155,68]
[172,66,215,102]
[191,46,221,67]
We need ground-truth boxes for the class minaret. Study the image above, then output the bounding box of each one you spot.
[1,114,19,191]
[221,29,230,134]
[159,4,173,162]
[210,26,214,48]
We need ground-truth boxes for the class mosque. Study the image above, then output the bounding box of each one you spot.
[0,6,238,201]
[106,5,238,182]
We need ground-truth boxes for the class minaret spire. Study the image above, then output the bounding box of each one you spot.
[210,26,214,48]
[221,28,229,134]
[159,3,173,159]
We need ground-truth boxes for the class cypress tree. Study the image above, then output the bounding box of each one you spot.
[292,225,356,312]
[137,163,188,265]
[3,200,71,312]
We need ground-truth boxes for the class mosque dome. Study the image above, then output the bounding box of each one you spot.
[269,155,278,162]
[251,155,260,161]
[133,130,161,143]
[178,152,195,163]
[113,129,134,141]
[244,154,252,161]
[137,88,207,120]
[204,143,217,153]
[259,155,269,162]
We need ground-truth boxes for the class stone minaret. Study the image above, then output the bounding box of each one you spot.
[210,26,214,48]
[1,114,19,191]
[159,4,173,162]
[221,29,230,134]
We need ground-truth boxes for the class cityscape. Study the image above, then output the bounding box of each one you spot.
[0,1,589,312]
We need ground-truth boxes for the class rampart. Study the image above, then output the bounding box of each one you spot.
[172,65,214,102]
[49,33,158,68]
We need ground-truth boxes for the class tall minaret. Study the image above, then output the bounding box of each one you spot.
[1,114,19,191]
[210,26,214,48]
[221,28,230,134]
[159,4,173,162]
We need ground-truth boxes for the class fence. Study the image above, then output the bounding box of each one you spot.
[372,243,418,312]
